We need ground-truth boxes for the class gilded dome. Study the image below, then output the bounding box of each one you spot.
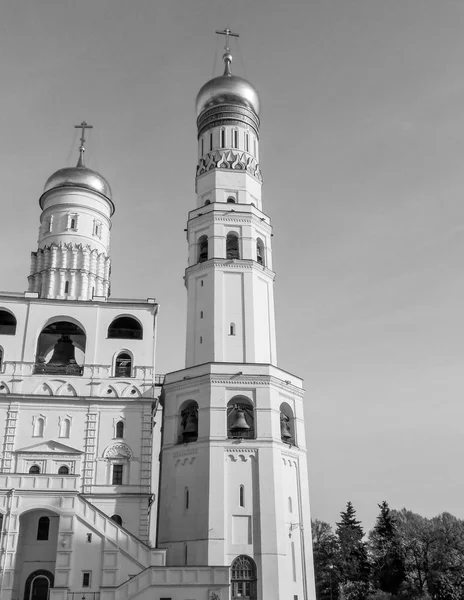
[43,165,112,200]
[196,53,260,117]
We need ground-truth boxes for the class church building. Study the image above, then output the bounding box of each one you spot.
[0,33,316,600]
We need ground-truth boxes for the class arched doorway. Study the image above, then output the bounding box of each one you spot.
[231,555,257,600]
[23,569,54,600]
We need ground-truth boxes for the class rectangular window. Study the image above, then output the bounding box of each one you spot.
[200,311,203,318]
[67,213,78,231]
[209,132,213,151]
[86,533,92,543]
[201,138,204,155]
[233,130,238,148]
[112,464,123,485]
[82,572,91,587]
[245,133,249,152]
[221,129,225,148]
[93,219,102,238]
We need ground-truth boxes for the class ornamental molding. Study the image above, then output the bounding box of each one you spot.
[225,447,256,453]
[103,443,132,459]
[196,150,262,183]
[173,449,198,459]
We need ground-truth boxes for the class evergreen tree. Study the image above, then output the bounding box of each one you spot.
[336,502,370,600]
[312,519,340,600]
[369,501,405,595]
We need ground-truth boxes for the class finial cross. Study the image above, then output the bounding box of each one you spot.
[215,28,239,51]
[74,121,93,150]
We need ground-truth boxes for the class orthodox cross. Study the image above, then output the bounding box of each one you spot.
[215,28,239,51]
[74,121,93,165]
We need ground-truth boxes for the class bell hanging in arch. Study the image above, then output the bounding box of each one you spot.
[230,406,250,432]
[47,335,75,366]
[280,413,292,440]
[182,407,198,438]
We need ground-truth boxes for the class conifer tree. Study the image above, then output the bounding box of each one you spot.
[336,502,370,600]
[369,501,405,595]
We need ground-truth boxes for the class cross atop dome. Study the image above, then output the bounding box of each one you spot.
[215,28,239,75]
[74,120,93,167]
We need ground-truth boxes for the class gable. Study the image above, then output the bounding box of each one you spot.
[16,440,83,454]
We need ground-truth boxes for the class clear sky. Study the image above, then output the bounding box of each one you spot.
[0,0,463,532]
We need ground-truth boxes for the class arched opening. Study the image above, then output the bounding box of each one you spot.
[116,421,124,439]
[59,418,70,438]
[233,129,239,149]
[58,466,69,475]
[227,196,236,204]
[37,516,50,540]
[226,233,240,260]
[239,485,245,508]
[179,400,199,444]
[115,352,132,377]
[0,309,17,335]
[64,281,69,294]
[34,320,86,375]
[29,465,41,475]
[256,238,265,266]
[108,316,143,340]
[220,128,226,148]
[111,514,123,525]
[231,555,257,600]
[204,199,211,206]
[227,397,255,439]
[33,418,44,438]
[229,322,236,336]
[23,570,54,600]
[198,235,208,263]
[280,402,295,445]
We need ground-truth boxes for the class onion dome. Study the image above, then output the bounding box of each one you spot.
[196,52,260,117]
[196,51,260,138]
[44,164,112,201]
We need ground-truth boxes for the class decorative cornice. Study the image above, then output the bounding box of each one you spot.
[197,105,260,138]
[196,150,262,183]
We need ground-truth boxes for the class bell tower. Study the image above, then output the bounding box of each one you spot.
[158,32,316,600]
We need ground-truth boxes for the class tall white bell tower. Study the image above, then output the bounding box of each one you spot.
[158,31,316,600]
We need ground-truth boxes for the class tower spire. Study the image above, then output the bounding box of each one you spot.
[74,120,93,167]
[215,28,239,75]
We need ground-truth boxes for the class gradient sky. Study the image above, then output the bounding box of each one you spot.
[0,0,463,532]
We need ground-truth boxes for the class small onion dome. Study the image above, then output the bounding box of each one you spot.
[43,165,112,201]
[195,52,260,117]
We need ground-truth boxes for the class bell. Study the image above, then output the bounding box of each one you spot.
[47,335,75,366]
[280,414,292,440]
[182,408,198,437]
[230,407,250,432]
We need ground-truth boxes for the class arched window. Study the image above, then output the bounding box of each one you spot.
[204,199,211,205]
[108,316,143,340]
[280,402,295,445]
[231,555,257,600]
[227,397,255,439]
[0,310,17,335]
[37,516,50,540]
[256,238,265,266]
[220,128,226,148]
[229,323,236,336]
[29,465,41,475]
[59,418,70,438]
[58,466,69,475]
[226,233,240,260]
[116,421,124,439]
[111,514,123,525]
[198,235,208,263]
[70,217,76,230]
[233,129,239,148]
[227,196,236,204]
[239,485,245,508]
[64,281,69,294]
[115,352,132,377]
[33,417,44,438]
[179,401,199,444]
